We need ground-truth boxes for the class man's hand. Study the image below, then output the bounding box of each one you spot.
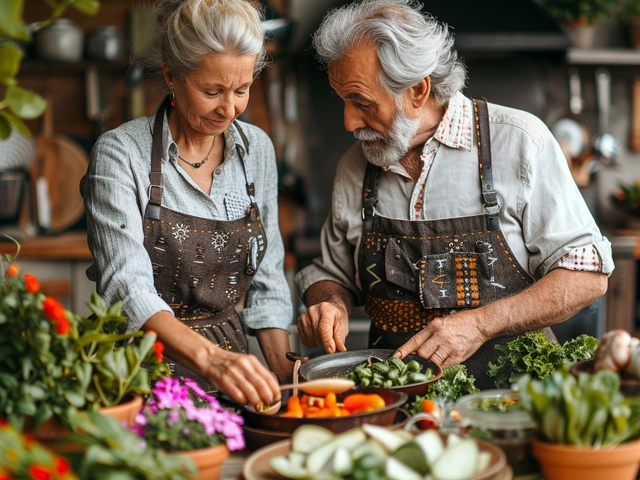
[393,313,487,368]
[203,348,281,408]
[297,301,349,354]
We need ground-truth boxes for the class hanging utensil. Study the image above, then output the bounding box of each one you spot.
[592,67,617,167]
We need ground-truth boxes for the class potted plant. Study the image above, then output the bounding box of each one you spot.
[620,0,640,49]
[0,250,170,447]
[542,0,620,47]
[128,377,246,480]
[611,180,640,229]
[0,412,196,479]
[517,369,640,480]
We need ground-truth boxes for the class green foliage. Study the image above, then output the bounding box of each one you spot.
[518,369,640,447]
[0,256,170,432]
[611,179,640,215]
[63,412,195,480]
[487,331,598,389]
[410,364,479,414]
[620,0,640,23]
[542,0,620,24]
[0,0,100,139]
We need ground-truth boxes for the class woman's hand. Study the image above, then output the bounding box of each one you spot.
[202,346,281,408]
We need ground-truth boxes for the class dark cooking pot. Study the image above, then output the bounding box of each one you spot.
[292,349,443,397]
[241,387,407,435]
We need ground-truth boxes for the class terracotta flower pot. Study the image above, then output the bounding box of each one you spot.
[26,394,143,451]
[177,444,230,480]
[532,437,640,480]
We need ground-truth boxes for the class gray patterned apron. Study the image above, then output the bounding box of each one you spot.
[358,98,555,390]
[143,97,267,390]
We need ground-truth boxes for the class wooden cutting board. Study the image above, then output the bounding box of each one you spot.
[33,101,88,234]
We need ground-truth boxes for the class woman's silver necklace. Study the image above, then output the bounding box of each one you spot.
[177,136,216,169]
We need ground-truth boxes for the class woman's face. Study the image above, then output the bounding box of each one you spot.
[164,52,257,136]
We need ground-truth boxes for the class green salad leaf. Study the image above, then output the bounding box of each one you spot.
[409,364,479,414]
[487,331,598,388]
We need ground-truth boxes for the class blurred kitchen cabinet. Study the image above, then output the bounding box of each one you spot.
[0,232,95,317]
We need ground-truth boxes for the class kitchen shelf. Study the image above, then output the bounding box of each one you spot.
[567,48,640,65]
[19,59,128,74]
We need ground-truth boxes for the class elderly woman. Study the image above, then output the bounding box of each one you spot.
[81,0,292,407]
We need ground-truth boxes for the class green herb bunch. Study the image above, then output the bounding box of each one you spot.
[518,369,640,447]
[487,331,598,388]
[409,364,479,414]
[0,254,170,431]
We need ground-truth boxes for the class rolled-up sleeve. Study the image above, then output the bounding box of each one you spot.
[82,131,172,332]
[520,133,614,278]
[241,131,293,330]
[295,150,364,304]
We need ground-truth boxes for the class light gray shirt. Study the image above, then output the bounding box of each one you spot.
[82,105,293,333]
[296,95,613,303]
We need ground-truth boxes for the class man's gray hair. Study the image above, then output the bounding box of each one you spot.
[312,0,466,105]
[158,0,267,78]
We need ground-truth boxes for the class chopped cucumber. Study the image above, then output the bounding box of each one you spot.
[332,427,368,452]
[392,442,429,475]
[291,424,335,454]
[476,451,491,473]
[385,457,423,480]
[362,424,407,452]
[431,438,479,480]
[306,441,338,476]
[269,456,309,479]
[332,447,353,475]
[352,439,387,462]
[413,430,445,467]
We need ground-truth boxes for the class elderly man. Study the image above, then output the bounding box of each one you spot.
[295,0,612,389]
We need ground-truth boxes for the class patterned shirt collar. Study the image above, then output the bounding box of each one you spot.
[432,91,473,152]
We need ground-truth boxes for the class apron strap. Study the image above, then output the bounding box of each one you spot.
[474,98,500,231]
[232,120,257,202]
[361,161,380,233]
[145,96,171,220]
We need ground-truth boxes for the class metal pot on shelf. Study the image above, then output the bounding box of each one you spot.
[86,25,124,62]
[35,18,84,63]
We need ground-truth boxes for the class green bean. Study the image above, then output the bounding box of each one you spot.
[406,360,421,372]
[383,379,393,388]
[409,372,427,383]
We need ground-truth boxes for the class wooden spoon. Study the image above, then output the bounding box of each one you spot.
[279,378,355,397]
[250,378,356,416]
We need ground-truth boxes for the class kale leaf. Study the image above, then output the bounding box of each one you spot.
[487,331,598,388]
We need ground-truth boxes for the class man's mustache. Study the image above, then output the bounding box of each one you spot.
[354,128,385,142]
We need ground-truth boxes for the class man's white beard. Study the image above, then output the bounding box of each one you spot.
[353,110,421,168]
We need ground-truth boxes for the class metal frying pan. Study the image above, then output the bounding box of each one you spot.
[291,349,443,397]
[549,68,591,174]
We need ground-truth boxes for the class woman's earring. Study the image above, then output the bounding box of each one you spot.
[171,90,175,107]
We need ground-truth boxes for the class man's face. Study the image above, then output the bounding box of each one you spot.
[328,43,420,168]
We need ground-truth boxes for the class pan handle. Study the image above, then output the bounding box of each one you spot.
[286,351,310,364]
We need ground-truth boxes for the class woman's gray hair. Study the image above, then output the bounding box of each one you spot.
[157,0,267,78]
[312,0,466,105]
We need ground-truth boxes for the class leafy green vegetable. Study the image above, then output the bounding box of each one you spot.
[487,332,598,388]
[518,369,640,447]
[409,364,479,414]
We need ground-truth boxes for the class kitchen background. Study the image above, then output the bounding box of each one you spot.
[1,0,640,361]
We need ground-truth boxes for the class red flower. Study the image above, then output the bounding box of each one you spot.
[55,317,70,336]
[28,465,51,480]
[0,474,11,480]
[153,341,164,362]
[43,297,66,323]
[55,457,70,475]
[24,434,35,446]
[5,263,19,277]
[24,274,40,293]
[0,418,7,428]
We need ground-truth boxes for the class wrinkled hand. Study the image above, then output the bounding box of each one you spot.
[204,348,280,408]
[296,302,349,354]
[393,313,487,368]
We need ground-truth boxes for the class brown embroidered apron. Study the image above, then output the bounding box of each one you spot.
[143,97,267,390]
[358,98,555,390]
